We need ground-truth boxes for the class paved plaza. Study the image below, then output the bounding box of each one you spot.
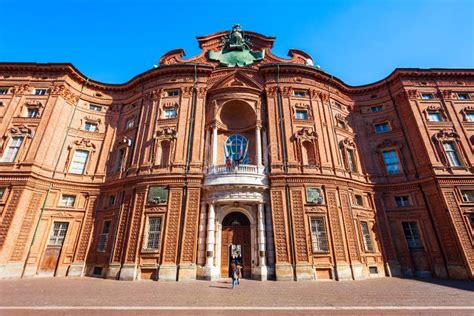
[0,277,473,315]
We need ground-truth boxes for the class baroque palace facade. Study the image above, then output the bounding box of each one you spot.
[0,26,473,282]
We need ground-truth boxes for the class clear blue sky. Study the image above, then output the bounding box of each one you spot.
[1,0,473,86]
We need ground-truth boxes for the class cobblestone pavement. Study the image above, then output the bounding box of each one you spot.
[0,277,473,315]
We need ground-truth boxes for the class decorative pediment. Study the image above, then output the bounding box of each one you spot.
[10,125,35,138]
[433,129,460,142]
[83,116,101,124]
[145,89,162,101]
[70,138,96,151]
[11,84,30,95]
[210,71,263,91]
[163,101,179,109]
[25,100,44,108]
[335,113,347,122]
[292,127,317,142]
[48,84,79,104]
[377,139,402,151]
[340,137,356,148]
[117,136,132,147]
[424,104,442,112]
[155,127,177,140]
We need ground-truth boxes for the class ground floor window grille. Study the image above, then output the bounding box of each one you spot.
[97,221,111,252]
[360,221,374,252]
[310,217,329,253]
[143,217,162,251]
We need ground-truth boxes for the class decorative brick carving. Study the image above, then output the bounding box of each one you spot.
[10,192,42,261]
[271,190,289,263]
[339,192,360,262]
[290,189,309,262]
[0,190,22,249]
[125,191,146,263]
[266,86,277,97]
[11,84,30,95]
[112,196,131,263]
[326,191,346,262]
[162,190,183,263]
[48,84,79,104]
[75,196,98,261]
[180,188,200,263]
[444,192,474,271]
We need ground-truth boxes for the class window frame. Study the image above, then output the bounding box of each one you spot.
[147,186,169,204]
[374,122,391,134]
[421,93,434,100]
[395,195,410,208]
[457,93,470,100]
[0,88,9,95]
[443,141,463,167]
[97,220,111,252]
[89,104,102,112]
[165,89,180,97]
[370,105,383,113]
[360,221,375,252]
[382,149,402,176]
[309,216,330,253]
[295,109,308,120]
[26,107,40,118]
[1,136,24,163]
[427,111,442,122]
[293,90,307,98]
[125,118,135,129]
[84,122,98,132]
[354,194,364,206]
[142,216,163,252]
[163,107,177,119]
[402,221,424,250]
[59,194,76,207]
[48,222,69,246]
[460,190,474,203]
[68,149,90,174]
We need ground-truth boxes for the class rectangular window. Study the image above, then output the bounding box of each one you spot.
[26,108,40,118]
[148,186,168,204]
[395,196,410,208]
[360,221,374,252]
[334,101,342,109]
[383,150,401,175]
[374,122,391,134]
[60,194,76,207]
[97,220,111,252]
[115,148,125,172]
[469,214,474,229]
[461,190,474,203]
[354,194,364,206]
[143,217,162,251]
[310,217,329,252]
[163,108,177,119]
[108,195,116,207]
[89,104,102,112]
[293,90,306,97]
[370,105,383,113]
[466,113,474,122]
[421,93,433,100]
[48,222,69,246]
[402,222,424,250]
[458,93,469,100]
[166,90,179,97]
[2,136,23,163]
[0,187,5,200]
[34,89,47,96]
[347,148,357,172]
[125,119,135,129]
[0,88,8,95]
[337,120,346,128]
[295,110,308,120]
[427,112,442,122]
[69,150,89,174]
[443,142,462,167]
[84,122,98,132]
[306,187,324,204]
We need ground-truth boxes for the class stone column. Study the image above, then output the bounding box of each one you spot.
[255,125,263,167]
[256,202,268,280]
[212,124,218,166]
[197,202,207,266]
[200,202,218,280]
[262,128,268,168]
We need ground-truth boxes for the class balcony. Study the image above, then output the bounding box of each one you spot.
[204,164,268,187]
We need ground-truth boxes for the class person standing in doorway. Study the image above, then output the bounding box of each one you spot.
[236,262,242,285]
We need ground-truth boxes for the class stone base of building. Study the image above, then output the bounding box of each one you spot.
[335,264,352,280]
[385,261,402,277]
[106,264,121,279]
[275,263,294,281]
[295,264,315,281]
[67,262,85,277]
[0,263,23,279]
[447,264,469,280]
[352,263,365,280]
[197,265,220,280]
[178,264,197,281]
[119,264,138,281]
[158,264,177,281]
[252,265,268,280]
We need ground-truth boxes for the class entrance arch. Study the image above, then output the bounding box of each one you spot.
[221,212,251,278]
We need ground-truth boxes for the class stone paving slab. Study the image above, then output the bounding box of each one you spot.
[0,277,473,315]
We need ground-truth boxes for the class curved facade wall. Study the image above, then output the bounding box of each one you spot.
[0,28,472,281]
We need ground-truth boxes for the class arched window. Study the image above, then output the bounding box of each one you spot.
[224,134,249,165]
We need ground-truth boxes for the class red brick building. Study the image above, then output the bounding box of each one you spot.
[0,26,472,281]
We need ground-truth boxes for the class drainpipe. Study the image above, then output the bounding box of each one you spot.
[175,64,199,280]
[275,65,297,280]
[21,77,89,278]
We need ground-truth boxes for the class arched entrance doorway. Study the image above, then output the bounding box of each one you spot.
[221,212,251,278]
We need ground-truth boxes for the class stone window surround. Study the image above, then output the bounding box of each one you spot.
[291,102,313,121]
[458,187,474,204]
[432,130,467,168]
[340,137,358,173]
[359,220,376,253]
[376,139,405,177]
[81,116,101,133]
[141,215,164,253]
[153,127,177,167]
[64,138,96,175]
[20,100,44,118]
[113,136,132,173]
[292,127,320,168]
[423,105,446,123]
[0,125,35,164]
[308,215,330,254]
[460,106,474,122]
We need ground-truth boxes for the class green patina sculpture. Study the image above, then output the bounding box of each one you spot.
[208,24,265,67]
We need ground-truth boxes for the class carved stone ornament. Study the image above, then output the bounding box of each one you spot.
[83,116,102,124]
[433,129,460,142]
[48,84,79,104]
[11,84,30,95]
[341,137,356,149]
[265,86,277,97]
[163,101,179,109]
[145,89,162,100]
[9,125,35,138]
[71,138,96,151]
[441,89,453,99]
[292,127,317,142]
[281,86,292,97]
[377,139,401,151]
[405,89,418,99]
[181,86,193,97]
[155,127,177,140]
[117,136,132,147]
[25,100,44,108]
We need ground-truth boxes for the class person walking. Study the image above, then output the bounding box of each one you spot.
[231,262,239,289]
[236,263,242,285]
